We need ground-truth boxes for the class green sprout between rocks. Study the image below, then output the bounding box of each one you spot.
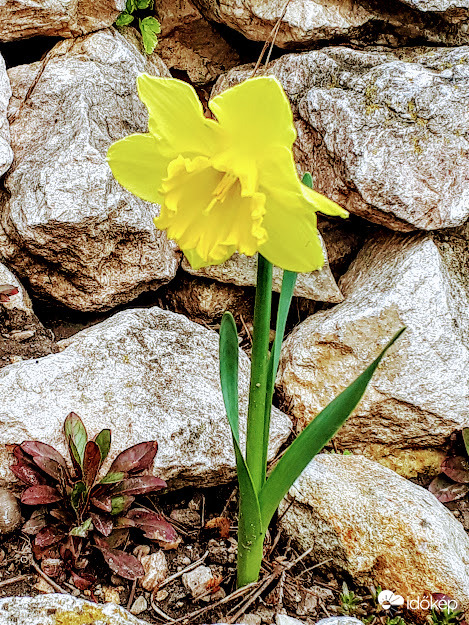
[115,0,161,54]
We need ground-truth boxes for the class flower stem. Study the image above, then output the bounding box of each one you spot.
[245,255,273,494]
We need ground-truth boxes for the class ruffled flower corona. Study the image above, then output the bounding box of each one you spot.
[107,75,348,272]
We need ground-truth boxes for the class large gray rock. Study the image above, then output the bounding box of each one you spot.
[154,0,240,85]
[279,454,469,616]
[0,306,291,489]
[0,53,12,178]
[0,29,179,311]
[0,594,147,625]
[0,0,126,42]
[277,229,469,477]
[192,0,469,48]
[215,46,469,232]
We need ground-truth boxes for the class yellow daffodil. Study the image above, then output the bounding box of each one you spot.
[107,75,347,272]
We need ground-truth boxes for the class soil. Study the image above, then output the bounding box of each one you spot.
[0,483,418,625]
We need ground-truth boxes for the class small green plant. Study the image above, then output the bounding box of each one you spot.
[115,0,161,54]
[338,582,366,617]
[429,429,469,503]
[430,603,463,625]
[386,617,407,625]
[12,412,178,588]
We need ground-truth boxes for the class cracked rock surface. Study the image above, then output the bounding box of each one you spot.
[0,0,126,42]
[279,454,469,616]
[277,228,469,474]
[192,0,469,48]
[0,306,291,489]
[0,53,12,179]
[0,29,179,311]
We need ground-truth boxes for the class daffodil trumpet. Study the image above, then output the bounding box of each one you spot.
[107,74,404,589]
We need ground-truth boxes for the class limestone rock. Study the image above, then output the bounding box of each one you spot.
[0,263,55,366]
[279,454,469,615]
[0,53,12,178]
[215,46,469,232]
[192,0,469,48]
[159,272,254,324]
[140,551,169,592]
[182,247,343,303]
[277,230,469,473]
[0,594,148,625]
[0,306,291,488]
[0,488,21,534]
[0,0,126,42]
[0,29,179,311]
[155,0,240,84]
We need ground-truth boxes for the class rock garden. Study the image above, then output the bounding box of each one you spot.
[0,1,468,625]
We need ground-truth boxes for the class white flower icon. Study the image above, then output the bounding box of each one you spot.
[378,590,405,610]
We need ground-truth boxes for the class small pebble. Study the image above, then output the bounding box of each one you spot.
[130,595,148,615]
[0,489,21,534]
[240,614,262,625]
[182,565,213,599]
[102,585,121,604]
[134,544,151,559]
[154,589,168,602]
[140,550,169,592]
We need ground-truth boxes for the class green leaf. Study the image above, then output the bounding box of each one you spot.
[110,495,134,516]
[70,517,93,537]
[137,0,152,8]
[64,413,87,467]
[100,471,125,485]
[139,16,161,54]
[94,429,111,464]
[219,312,262,539]
[302,172,313,188]
[261,269,296,482]
[125,0,137,12]
[70,481,86,512]
[115,12,134,26]
[258,328,406,527]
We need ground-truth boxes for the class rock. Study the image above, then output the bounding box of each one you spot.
[170,508,201,526]
[1,29,179,311]
[182,564,213,598]
[0,306,291,488]
[275,615,304,625]
[192,0,469,48]
[0,0,126,42]
[139,551,169,592]
[182,247,343,303]
[315,619,366,625]
[130,596,148,615]
[277,230,469,475]
[0,594,149,624]
[0,53,12,178]
[154,0,240,85]
[215,46,469,232]
[0,489,20,534]
[160,272,254,324]
[0,263,56,366]
[240,614,262,625]
[278,454,469,616]
[102,585,121,604]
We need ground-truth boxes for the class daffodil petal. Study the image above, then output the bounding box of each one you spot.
[257,147,339,272]
[209,77,296,152]
[106,133,169,204]
[302,185,349,218]
[155,155,267,269]
[137,75,220,157]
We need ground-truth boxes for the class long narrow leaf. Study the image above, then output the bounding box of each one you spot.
[261,269,297,483]
[219,312,262,538]
[259,328,405,526]
[219,312,240,443]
